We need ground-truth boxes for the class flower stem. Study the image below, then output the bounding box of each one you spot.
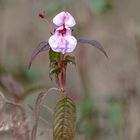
[60,53,66,98]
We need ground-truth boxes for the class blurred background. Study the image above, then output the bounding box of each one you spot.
[0,0,140,140]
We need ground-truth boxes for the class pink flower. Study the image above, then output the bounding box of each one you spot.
[49,26,77,54]
[29,11,107,69]
[53,11,76,27]
[49,11,77,54]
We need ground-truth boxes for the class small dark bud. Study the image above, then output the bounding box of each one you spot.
[39,11,46,19]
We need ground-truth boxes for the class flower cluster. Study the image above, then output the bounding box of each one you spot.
[49,11,77,54]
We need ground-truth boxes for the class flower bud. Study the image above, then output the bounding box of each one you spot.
[39,11,46,19]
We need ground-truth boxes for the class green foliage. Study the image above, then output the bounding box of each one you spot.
[49,50,76,79]
[53,97,76,140]
[49,49,60,63]
[89,0,112,14]
[49,49,61,79]
[49,66,61,80]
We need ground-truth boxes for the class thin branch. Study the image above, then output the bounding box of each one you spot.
[31,88,59,140]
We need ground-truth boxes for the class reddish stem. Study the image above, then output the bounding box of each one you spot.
[60,53,66,98]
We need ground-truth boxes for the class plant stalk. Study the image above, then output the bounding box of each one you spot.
[60,53,66,98]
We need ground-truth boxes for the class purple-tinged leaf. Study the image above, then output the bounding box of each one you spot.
[53,97,76,140]
[28,42,50,69]
[77,38,108,58]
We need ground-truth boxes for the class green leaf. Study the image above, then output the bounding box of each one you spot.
[53,97,76,140]
[49,49,61,79]
[49,49,60,63]
[49,66,61,80]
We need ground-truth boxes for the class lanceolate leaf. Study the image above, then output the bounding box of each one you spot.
[28,42,50,69]
[49,49,61,79]
[53,97,76,140]
[77,38,108,58]
[49,66,61,80]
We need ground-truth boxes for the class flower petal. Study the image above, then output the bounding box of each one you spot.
[53,11,76,27]
[49,35,77,54]
[64,12,76,27]
[64,36,77,53]
[48,35,59,51]
[49,36,67,54]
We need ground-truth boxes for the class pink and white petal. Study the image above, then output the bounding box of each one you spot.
[64,12,76,27]
[49,35,67,53]
[48,35,59,50]
[49,33,77,54]
[56,38,68,54]
[53,11,65,26]
[65,36,77,53]
[53,11,76,27]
